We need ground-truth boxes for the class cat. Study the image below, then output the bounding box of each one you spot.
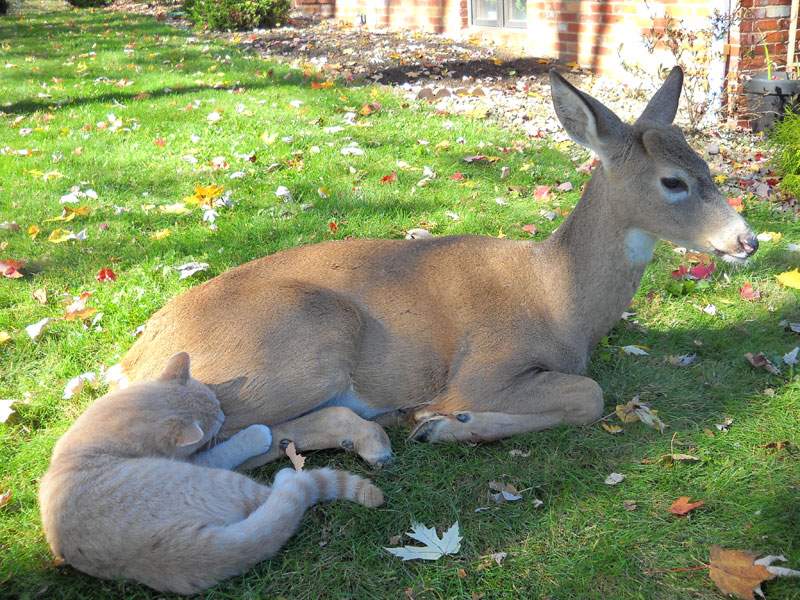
[39,352,384,595]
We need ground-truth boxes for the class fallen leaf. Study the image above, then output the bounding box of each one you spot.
[0,331,11,345]
[668,353,697,367]
[623,500,638,511]
[150,228,171,240]
[96,267,116,282]
[63,372,97,399]
[488,481,522,503]
[601,422,624,434]
[0,490,11,509]
[615,397,668,432]
[32,288,47,304]
[784,347,799,366]
[490,552,507,566]
[533,185,551,201]
[660,453,700,465]
[605,472,625,485]
[708,546,791,600]
[405,228,433,240]
[159,203,190,215]
[669,496,704,516]
[740,282,761,301]
[757,231,782,243]
[25,317,51,340]
[27,224,40,240]
[521,224,538,236]
[727,196,745,212]
[284,441,305,471]
[384,522,461,561]
[760,440,792,452]
[622,345,649,356]
[174,262,209,280]
[716,417,734,432]
[380,172,397,184]
[0,258,24,279]
[450,172,466,181]
[776,269,800,289]
[508,449,531,457]
[0,400,15,423]
[745,352,781,375]
[48,228,74,243]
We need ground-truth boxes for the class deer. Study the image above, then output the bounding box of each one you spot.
[113,67,758,469]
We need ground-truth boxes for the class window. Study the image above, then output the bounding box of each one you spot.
[472,0,526,28]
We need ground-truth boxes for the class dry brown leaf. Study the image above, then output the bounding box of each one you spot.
[745,352,781,376]
[668,496,705,516]
[709,546,774,600]
[32,288,47,305]
[659,453,700,465]
[284,441,305,471]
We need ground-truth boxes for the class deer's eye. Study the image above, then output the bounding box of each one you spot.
[660,177,688,193]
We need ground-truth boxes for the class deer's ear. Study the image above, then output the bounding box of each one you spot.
[637,66,683,125]
[166,418,205,447]
[158,352,191,385]
[549,69,627,164]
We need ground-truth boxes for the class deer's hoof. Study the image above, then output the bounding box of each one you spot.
[408,415,448,443]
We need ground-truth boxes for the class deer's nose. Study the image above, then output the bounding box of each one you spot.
[739,233,759,256]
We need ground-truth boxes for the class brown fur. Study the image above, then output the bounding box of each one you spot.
[116,67,757,461]
[39,353,384,595]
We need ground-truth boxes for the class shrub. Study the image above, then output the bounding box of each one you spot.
[772,110,800,198]
[185,0,289,30]
[67,0,112,6]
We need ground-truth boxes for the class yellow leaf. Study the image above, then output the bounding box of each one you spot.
[184,184,223,207]
[777,269,800,289]
[150,228,171,240]
[27,224,40,240]
[48,228,73,243]
[601,422,624,434]
[67,205,91,217]
[759,231,782,242]
[159,203,190,215]
[44,211,75,223]
[714,174,727,184]
[260,131,277,145]
[0,331,11,345]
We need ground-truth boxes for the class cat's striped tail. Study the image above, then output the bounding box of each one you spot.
[273,467,384,508]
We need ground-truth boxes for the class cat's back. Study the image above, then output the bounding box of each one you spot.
[40,452,266,579]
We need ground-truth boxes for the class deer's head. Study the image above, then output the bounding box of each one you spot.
[549,67,757,264]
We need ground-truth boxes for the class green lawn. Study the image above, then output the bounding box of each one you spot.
[1,8,799,600]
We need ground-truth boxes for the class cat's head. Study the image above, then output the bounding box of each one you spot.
[89,352,224,458]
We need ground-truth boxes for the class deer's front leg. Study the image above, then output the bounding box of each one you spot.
[409,371,604,443]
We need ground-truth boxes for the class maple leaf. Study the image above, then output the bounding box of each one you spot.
[380,172,397,184]
[776,269,800,289]
[27,224,40,240]
[488,481,522,503]
[669,496,704,516]
[522,224,538,236]
[96,267,116,282]
[284,441,305,471]
[450,172,466,181]
[708,546,800,600]
[311,80,334,89]
[384,522,461,561]
[615,397,667,432]
[689,262,715,280]
[184,184,223,207]
[25,317,51,340]
[328,221,338,234]
[601,422,623,434]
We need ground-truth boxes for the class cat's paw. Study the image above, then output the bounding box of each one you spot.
[238,424,273,454]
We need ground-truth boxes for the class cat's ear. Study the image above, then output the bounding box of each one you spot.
[158,352,191,385]
[167,418,205,447]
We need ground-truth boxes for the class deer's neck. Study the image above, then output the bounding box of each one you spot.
[539,171,652,359]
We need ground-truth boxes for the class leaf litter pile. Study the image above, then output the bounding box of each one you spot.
[1,6,799,600]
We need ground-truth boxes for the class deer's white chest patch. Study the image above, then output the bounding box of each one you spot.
[624,228,656,266]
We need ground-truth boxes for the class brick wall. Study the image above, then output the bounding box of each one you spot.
[293,0,799,121]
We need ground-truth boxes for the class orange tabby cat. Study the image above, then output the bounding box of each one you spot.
[39,352,384,595]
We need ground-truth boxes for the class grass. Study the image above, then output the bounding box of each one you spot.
[1,8,799,600]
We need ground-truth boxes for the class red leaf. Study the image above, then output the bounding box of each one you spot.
[671,265,689,279]
[96,267,117,282]
[450,172,465,181]
[727,196,744,212]
[739,282,760,301]
[328,221,338,233]
[0,259,24,279]
[380,172,397,184]
[669,496,705,516]
[533,185,551,201]
[154,137,166,147]
[689,262,716,280]
[522,224,538,236]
